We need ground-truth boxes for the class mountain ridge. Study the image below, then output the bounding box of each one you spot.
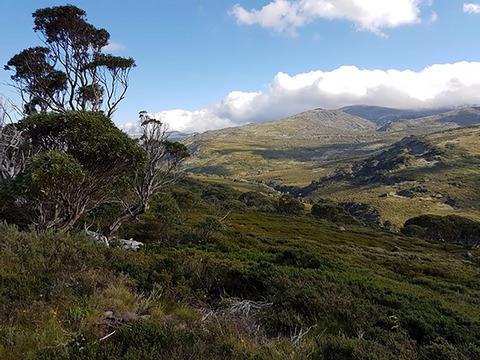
[184,105,480,185]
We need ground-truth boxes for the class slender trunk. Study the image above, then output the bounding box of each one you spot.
[106,203,147,238]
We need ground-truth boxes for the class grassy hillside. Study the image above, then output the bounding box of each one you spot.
[340,105,452,126]
[185,107,480,186]
[379,107,480,134]
[185,109,400,186]
[1,179,479,359]
[307,126,480,225]
[185,107,480,225]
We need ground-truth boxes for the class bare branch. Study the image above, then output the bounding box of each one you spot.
[0,97,31,180]
[106,113,189,237]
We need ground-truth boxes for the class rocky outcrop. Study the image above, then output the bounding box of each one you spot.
[346,136,442,183]
[84,228,144,251]
[341,202,383,227]
[114,238,144,251]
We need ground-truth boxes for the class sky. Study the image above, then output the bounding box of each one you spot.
[1,0,480,133]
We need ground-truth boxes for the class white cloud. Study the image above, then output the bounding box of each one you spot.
[464,3,480,13]
[102,41,125,52]
[230,0,429,36]
[122,61,480,134]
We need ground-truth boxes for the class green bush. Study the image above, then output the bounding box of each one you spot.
[403,214,480,247]
[194,216,226,243]
[3,111,145,231]
[277,194,304,215]
[419,339,466,360]
[402,224,426,238]
[239,191,276,212]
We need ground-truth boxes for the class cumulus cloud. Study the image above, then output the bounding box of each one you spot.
[230,0,429,36]
[121,62,480,134]
[464,3,480,13]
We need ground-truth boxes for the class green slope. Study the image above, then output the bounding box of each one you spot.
[306,126,480,225]
[185,107,480,186]
[185,109,399,185]
[1,178,480,359]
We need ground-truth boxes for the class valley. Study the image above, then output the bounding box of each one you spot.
[185,106,480,226]
[2,3,480,359]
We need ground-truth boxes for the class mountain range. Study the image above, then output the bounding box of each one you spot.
[184,105,480,225]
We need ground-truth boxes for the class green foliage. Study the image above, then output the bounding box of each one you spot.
[239,191,277,212]
[32,5,108,47]
[19,111,144,174]
[24,151,84,194]
[5,47,67,113]
[10,151,86,228]
[194,216,226,243]
[85,54,135,71]
[311,201,357,224]
[277,194,304,215]
[153,193,182,229]
[402,224,426,238]
[403,214,480,248]
[1,111,145,231]
[1,179,480,359]
[119,193,183,244]
[163,140,190,160]
[6,5,135,115]
[418,339,466,360]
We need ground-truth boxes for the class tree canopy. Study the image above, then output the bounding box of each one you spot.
[5,5,135,116]
[1,6,189,236]
[3,111,143,231]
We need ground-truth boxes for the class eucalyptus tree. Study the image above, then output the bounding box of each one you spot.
[5,5,135,116]
[106,112,189,236]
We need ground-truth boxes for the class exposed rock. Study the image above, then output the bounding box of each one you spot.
[341,202,382,227]
[396,189,416,198]
[104,311,139,323]
[115,238,144,251]
[445,196,459,208]
[396,186,429,198]
[84,229,143,251]
[316,135,443,188]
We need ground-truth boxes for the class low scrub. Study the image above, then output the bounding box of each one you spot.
[403,214,480,248]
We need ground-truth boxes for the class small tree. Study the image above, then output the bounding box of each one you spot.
[5,111,145,232]
[17,151,86,231]
[311,203,341,222]
[277,194,304,215]
[194,216,226,243]
[106,112,189,236]
[153,193,182,233]
[5,5,135,116]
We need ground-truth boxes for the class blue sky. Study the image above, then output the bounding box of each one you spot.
[1,1,480,132]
